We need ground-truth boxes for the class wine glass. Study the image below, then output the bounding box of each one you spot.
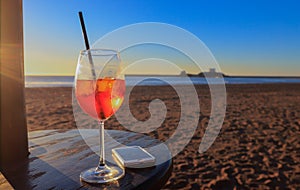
[75,49,125,183]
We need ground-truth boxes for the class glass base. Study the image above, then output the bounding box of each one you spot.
[80,164,125,184]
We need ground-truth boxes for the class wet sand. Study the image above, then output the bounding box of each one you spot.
[25,84,300,189]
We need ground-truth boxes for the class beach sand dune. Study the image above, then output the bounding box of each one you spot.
[25,84,300,189]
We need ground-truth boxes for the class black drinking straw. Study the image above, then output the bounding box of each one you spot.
[78,11,96,79]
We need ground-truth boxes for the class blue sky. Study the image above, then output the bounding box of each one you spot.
[24,0,300,76]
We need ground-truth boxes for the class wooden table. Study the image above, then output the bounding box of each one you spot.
[1,130,173,189]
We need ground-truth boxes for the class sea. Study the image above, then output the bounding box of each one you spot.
[25,76,300,88]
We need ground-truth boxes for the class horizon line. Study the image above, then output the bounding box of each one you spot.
[25,74,300,78]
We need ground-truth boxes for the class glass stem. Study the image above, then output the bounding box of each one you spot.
[98,120,105,167]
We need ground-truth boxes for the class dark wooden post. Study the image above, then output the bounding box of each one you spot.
[0,0,29,169]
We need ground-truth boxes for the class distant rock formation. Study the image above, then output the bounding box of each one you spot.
[187,68,227,78]
[179,70,187,76]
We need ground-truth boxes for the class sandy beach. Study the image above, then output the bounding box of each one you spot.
[25,83,300,189]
